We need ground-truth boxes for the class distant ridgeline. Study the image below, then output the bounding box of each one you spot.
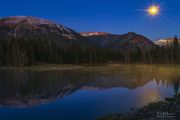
[0,16,179,66]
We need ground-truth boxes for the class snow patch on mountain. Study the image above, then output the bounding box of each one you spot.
[80,32,110,36]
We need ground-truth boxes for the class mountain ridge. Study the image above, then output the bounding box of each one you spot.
[0,16,157,66]
[154,38,180,46]
[80,31,155,50]
[0,16,98,66]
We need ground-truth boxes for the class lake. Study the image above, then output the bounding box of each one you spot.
[0,64,180,120]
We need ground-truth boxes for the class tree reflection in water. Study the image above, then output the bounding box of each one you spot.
[0,64,179,107]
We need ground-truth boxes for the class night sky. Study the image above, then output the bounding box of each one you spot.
[0,0,180,40]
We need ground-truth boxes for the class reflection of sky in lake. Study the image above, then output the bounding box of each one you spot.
[0,65,180,120]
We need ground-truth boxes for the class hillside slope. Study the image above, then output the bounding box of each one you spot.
[81,32,155,51]
[0,16,97,66]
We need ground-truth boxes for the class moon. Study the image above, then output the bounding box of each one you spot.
[147,5,159,16]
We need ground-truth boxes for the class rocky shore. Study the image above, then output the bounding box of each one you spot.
[98,94,180,120]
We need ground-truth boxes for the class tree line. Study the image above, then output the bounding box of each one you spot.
[138,35,180,64]
[0,36,179,66]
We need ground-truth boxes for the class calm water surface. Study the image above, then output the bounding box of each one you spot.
[0,64,180,120]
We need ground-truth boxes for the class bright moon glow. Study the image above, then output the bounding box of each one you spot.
[147,5,159,16]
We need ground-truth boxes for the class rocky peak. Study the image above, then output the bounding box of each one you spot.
[0,16,54,25]
[122,32,138,38]
[0,16,78,40]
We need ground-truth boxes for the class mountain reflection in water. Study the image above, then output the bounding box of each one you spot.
[0,64,180,120]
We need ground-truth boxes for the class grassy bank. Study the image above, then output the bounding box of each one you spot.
[1,63,180,71]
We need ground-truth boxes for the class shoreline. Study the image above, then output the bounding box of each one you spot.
[0,63,180,71]
[98,94,180,120]
[0,64,85,71]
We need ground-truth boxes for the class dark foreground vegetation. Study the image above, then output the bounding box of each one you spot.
[98,93,180,120]
[0,35,179,66]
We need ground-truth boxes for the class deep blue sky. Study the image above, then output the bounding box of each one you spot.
[0,0,180,40]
